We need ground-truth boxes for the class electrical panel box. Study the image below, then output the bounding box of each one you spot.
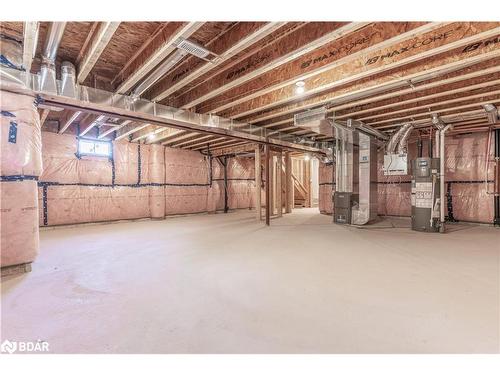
[383,153,408,175]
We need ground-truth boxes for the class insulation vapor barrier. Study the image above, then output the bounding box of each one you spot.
[318,132,495,224]
[37,132,256,226]
[1,86,42,268]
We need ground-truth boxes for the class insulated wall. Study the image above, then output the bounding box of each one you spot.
[318,132,495,224]
[1,88,42,268]
[38,131,256,226]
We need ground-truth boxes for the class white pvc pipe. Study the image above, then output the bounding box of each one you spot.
[439,124,453,233]
[435,129,441,158]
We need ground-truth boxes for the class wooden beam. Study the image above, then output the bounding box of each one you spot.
[40,92,321,153]
[175,22,369,109]
[22,22,39,72]
[255,146,262,220]
[58,111,82,134]
[39,109,50,127]
[276,150,283,217]
[202,22,442,115]
[77,22,120,83]
[115,22,204,94]
[221,23,500,119]
[265,145,271,226]
[151,22,286,102]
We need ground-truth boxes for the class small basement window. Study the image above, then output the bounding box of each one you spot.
[78,138,111,157]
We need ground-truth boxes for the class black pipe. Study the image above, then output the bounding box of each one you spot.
[417,139,423,158]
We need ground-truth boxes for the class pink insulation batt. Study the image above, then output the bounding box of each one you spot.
[37,132,257,226]
[1,89,42,267]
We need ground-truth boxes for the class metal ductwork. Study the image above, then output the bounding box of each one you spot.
[333,120,378,225]
[132,37,211,98]
[39,22,66,93]
[483,103,499,124]
[387,123,412,154]
[60,61,77,98]
[396,124,414,155]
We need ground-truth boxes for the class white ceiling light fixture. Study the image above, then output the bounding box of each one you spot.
[295,81,306,95]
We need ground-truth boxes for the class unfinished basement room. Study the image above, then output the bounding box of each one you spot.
[1,6,500,362]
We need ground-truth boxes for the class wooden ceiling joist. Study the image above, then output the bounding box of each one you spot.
[247,61,500,125]
[174,22,369,109]
[80,115,106,136]
[161,131,201,146]
[22,22,39,72]
[220,23,500,120]
[115,22,204,94]
[173,134,214,148]
[58,110,82,134]
[259,74,500,130]
[151,22,286,102]
[186,136,226,149]
[97,120,131,139]
[201,22,443,115]
[371,98,500,128]
[77,22,120,83]
[115,123,150,141]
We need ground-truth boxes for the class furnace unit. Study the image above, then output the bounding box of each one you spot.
[410,157,441,232]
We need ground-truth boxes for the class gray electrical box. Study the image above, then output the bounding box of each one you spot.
[410,157,440,232]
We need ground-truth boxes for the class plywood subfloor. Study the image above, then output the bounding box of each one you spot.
[1,209,499,353]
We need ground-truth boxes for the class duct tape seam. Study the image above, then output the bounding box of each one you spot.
[42,184,48,226]
[8,121,17,143]
[1,110,15,117]
[0,175,39,181]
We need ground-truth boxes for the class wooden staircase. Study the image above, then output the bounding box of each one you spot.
[292,173,307,208]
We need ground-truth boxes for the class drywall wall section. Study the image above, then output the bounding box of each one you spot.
[318,132,494,224]
[38,131,256,226]
[0,88,42,268]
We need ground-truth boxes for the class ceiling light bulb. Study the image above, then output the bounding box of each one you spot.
[295,81,305,95]
[147,134,155,141]
[304,154,310,161]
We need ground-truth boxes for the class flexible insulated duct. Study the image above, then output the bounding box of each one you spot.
[387,123,412,154]
[396,124,414,154]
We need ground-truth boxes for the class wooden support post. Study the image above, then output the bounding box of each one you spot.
[285,151,293,213]
[277,150,283,217]
[265,145,270,226]
[304,158,311,208]
[255,146,262,220]
[269,151,275,216]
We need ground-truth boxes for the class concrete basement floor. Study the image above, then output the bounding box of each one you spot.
[1,208,499,353]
